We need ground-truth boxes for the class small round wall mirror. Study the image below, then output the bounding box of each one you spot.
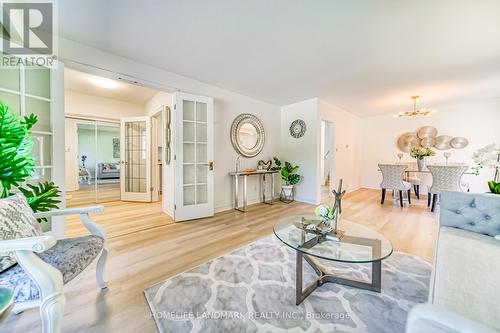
[231,113,265,157]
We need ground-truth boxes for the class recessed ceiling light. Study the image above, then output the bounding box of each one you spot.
[91,77,118,89]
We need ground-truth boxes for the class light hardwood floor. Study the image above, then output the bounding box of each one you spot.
[3,188,438,333]
[67,182,121,208]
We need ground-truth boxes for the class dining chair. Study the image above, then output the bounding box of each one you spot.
[398,162,421,199]
[427,165,468,212]
[379,164,412,207]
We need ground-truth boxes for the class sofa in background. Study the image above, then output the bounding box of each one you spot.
[406,191,500,333]
[96,163,120,180]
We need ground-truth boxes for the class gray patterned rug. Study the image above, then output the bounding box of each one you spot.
[144,236,431,333]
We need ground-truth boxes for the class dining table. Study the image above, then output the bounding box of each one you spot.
[377,164,474,201]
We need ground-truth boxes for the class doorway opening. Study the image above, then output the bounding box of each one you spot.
[63,65,215,223]
[320,120,335,200]
[63,67,169,208]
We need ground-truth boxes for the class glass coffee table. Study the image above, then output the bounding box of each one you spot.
[274,215,393,305]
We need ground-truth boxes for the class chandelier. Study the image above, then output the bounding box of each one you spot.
[393,96,436,118]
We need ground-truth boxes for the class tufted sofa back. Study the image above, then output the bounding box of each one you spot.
[379,164,407,190]
[440,191,500,237]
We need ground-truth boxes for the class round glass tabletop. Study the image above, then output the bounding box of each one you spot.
[273,215,393,263]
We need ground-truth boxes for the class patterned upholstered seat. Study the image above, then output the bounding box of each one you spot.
[379,164,412,207]
[0,235,104,302]
[427,165,467,212]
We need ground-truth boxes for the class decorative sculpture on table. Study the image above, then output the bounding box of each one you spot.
[331,178,346,236]
[299,179,346,240]
[257,159,272,171]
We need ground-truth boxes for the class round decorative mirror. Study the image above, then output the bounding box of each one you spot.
[231,113,265,157]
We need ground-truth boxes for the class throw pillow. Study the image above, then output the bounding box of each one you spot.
[0,195,42,272]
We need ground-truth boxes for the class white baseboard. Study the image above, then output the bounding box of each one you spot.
[295,197,320,205]
[214,198,262,214]
[359,185,380,190]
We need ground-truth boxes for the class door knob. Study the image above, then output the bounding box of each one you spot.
[209,162,214,171]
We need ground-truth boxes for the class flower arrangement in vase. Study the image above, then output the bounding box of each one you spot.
[472,144,500,194]
[410,147,436,171]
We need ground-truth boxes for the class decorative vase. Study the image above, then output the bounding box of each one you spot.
[282,185,293,196]
[417,158,426,171]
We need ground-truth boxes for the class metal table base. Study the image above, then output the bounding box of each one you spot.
[295,235,382,305]
[231,171,276,212]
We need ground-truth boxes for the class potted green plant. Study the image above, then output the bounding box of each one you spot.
[273,157,301,198]
[0,101,61,220]
[472,144,500,194]
[410,147,436,171]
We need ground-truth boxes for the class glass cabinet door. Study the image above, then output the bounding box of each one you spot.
[0,59,57,232]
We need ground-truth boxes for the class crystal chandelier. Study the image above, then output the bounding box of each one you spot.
[393,96,436,118]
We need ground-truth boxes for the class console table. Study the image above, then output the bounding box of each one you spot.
[229,170,278,212]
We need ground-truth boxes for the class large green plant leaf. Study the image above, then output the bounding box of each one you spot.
[19,182,61,222]
[0,102,35,196]
[489,181,500,194]
[288,174,301,186]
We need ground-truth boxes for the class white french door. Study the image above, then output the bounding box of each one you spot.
[174,92,214,221]
[120,117,152,202]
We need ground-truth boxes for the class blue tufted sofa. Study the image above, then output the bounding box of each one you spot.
[406,191,500,333]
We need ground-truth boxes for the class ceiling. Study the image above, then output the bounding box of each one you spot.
[64,68,158,105]
[59,0,500,116]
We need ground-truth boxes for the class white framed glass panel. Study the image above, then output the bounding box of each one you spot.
[0,91,21,115]
[26,97,51,132]
[30,167,52,182]
[124,121,147,193]
[183,100,195,121]
[25,66,51,99]
[32,133,52,166]
[0,67,20,91]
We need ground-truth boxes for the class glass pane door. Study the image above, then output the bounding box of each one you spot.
[120,117,151,202]
[182,100,208,205]
[174,93,213,221]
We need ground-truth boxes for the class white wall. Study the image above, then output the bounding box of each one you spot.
[60,38,282,213]
[65,90,146,119]
[280,98,362,204]
[360,98,500,192]
[320,121,334,185]
[281,99,319,203]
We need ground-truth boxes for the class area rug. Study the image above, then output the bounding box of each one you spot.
[144,236,431,333]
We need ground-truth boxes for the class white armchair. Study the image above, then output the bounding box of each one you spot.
[0,206,108,333]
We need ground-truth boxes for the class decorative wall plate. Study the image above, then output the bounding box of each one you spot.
[290,119,306,138]
[420,137,436,148]
[417,126,438,139]
[434,135,453,150]
[397,133,420,152]
[450,137,469,149]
